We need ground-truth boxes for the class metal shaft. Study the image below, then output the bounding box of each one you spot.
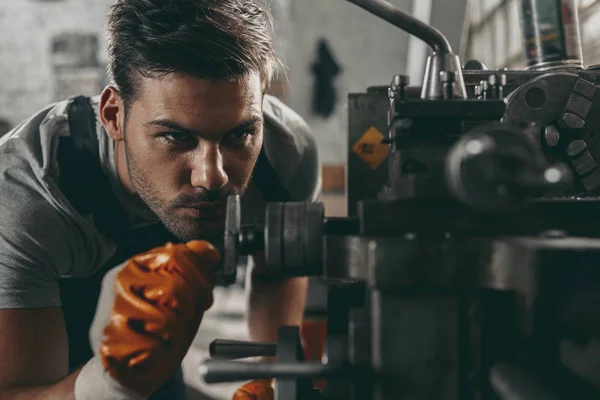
[346,0,452,54]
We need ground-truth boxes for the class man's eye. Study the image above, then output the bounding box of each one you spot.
[223,130,253,146]
[159,132,193,144]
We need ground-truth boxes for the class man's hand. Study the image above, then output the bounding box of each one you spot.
[233,379,274,400]
[100,240,219,396]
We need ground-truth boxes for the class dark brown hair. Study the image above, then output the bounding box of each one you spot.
[106,0,279,108]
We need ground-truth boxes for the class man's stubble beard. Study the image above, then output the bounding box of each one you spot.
[123,138,250,244]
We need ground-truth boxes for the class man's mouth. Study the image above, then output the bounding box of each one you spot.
[177,202,226,220]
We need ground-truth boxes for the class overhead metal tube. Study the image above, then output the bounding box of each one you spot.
[346,0,452,54]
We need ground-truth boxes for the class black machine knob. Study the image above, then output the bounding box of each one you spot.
[264,202,325,276]
[220,197,325,279]
[463,59,488,70]
[445,122,572,212]
[209,339,276,360]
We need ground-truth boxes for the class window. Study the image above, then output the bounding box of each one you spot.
[462,0,600,69]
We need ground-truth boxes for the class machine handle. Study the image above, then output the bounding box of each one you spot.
[209,339,277,360]
[346,0,452,54]
[199,361,333,384]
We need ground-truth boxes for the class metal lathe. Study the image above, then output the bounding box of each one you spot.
[204,0,600,399]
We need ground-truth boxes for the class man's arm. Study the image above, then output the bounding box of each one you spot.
[0,308,79,400]
[0,184,96,399]
[246,253,309,344]
[245,96,321,345]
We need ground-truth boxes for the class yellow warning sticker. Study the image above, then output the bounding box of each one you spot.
[352,126,390,170]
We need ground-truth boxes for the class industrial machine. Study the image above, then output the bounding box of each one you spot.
[204,0,600,398]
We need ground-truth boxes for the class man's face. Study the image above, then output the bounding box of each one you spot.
[122,72,263,242]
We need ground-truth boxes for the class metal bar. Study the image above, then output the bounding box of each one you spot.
[199,361,335,384]
[209,339,277,360]
[346,0,452,54]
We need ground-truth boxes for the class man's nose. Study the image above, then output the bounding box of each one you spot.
[190,144,228,191]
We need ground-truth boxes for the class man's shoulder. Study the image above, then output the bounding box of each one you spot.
[0,98,75,230]
[262,95,319,191]
[0,98,114,281]
[0,99,72,177]
[263,94,315,152]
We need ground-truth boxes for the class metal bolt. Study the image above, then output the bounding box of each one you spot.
[392,74,409,87]
[497,74,507,86]
[544,125,561,147]
[440,71,456,83]
[479,80,489,99]
[388,87,395,99]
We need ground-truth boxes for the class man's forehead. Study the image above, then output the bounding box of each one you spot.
[132,72,264,129]
[137,71,263,106]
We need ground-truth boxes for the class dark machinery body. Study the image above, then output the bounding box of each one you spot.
[204,0,600,399]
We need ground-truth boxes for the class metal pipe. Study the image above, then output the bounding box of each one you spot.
[346,0,452,54]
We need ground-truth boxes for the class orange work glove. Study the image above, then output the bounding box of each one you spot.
[100,240,219,396]
[233,379,274,400]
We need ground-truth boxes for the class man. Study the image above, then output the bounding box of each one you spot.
[0,0,320,399]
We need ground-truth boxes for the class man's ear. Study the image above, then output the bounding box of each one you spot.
[99,86,126,142]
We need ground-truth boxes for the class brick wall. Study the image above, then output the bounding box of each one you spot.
[0,0,113,127]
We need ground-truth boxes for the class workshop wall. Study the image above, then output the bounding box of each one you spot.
[280,0,414,166]
[0,0,113,127]
[279,0,469,166]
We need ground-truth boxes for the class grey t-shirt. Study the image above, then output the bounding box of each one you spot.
[0,94,321,309]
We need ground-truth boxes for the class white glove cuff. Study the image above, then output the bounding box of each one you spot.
[74,355,148,400]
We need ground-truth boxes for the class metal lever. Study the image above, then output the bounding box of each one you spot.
[209,339,276,360]
[199,360,334,384]
[346,0,451,54]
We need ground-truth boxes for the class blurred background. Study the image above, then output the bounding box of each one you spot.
[1,0,599,398]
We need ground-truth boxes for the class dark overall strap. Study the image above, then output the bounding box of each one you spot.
[56,96,129,238]
[57,96,132,371]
